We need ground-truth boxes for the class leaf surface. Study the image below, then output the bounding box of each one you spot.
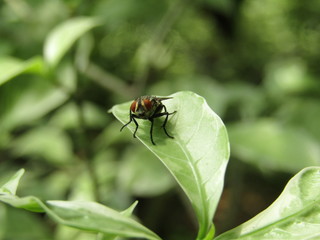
[111,91,230,238]
[215,167,320,240]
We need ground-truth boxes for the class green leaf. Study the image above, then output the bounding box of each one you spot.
[0,57,44,86]
[0,169,25,195]
[0,76,69,131]
[110,91,230,238]
[97,201,139,240]
[215,167,320,240]
[46,200,161,240]
[0,193,45,213]
[118,146,175,197]
[121,200,138,216]
[44,17,101,67]
[11,126,73,165]
[228,119,320,173]
[3,207,53,240]
[0,170,161,240]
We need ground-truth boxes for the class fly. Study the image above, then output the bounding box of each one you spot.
[120,96,176,145]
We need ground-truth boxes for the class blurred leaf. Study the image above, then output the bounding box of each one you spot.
[111,91,230,239]
[264,58,316,95]
[56,61,77,93]
[228,119,320,173]
[4,207,53,240]
[118,146,175,197]
[50,102,108,129]
[68,168,96,202]
[0,170,161,240]
[0,77,69,131]
[149,76,229,117]
[0,169,25,195]
[21,170,72,201]
[54,225,97,240]
[44,17,101,67]
[0,205,5,239]
[11,126,73,165]
[93,121,130,149]
[0,56,44,86]
[75,33,95,72]
[276,99,320,141]
[226,83,267,119]
[216,167,320,240]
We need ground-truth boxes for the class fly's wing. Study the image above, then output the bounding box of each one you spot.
[155,97,173,101]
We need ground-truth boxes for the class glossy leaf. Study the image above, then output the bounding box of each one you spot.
[0,170,161,240]
[44,17,101,67]
[110,91,230,238]
[215,167,320,240]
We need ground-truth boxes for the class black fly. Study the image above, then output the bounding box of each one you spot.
[120,96,176,145]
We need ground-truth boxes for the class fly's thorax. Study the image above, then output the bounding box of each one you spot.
[130,96,162,119]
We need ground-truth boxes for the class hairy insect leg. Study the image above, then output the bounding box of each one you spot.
[132,117,139,138]
[120,112,139,138]
[149,118,156,145]
[120,120,132,132]
[120,110,134,131]
[153,106,176,139]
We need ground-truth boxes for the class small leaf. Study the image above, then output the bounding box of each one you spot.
[46,200,161,240]
[44,17,101,67]
[111,91,230,238]
[0,195,44,213]
[215,167,320,240]
[0,169,25,195]
[0,57,44,86]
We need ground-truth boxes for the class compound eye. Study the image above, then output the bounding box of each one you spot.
[130,101,137,112]
[142,99,152,110]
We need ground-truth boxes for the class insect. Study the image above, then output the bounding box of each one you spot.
[120,96,176,145]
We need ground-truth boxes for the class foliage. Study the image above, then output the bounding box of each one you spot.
[1,0,320,239]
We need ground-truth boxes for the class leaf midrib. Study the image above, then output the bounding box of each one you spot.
[175,104,209,229]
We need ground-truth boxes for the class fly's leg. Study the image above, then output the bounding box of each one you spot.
[132,117,139,138]
[120,112,139,138]
[149,118,156,145]
[120,111,133,132]
[153,106,176,139]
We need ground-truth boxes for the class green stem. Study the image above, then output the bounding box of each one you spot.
[75,97,101,202]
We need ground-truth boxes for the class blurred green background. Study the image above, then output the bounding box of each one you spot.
[1,0,320,239]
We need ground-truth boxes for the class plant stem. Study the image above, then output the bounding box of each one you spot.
[75,97,101,202]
